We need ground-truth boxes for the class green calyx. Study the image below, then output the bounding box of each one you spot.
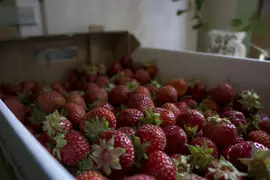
[149,80,162,88]
[17,92,33,105]
[30,107,46,123]
[85,116,110,141]
[110,72,123,82]
[91,137,126,176]
[239,145,270,180]
[172,155,191,177]
[78,155,94,174]
[131,135,150,167]
[208,156,247,180]
[246,113,262,132]
[53,134,67,160]
[84,65,98,75]
[43,110,65,137]
[184,125,198,138]
[140,108,162,126]
[186,143,215,171]
[238,90,263,111]
[126,82,138,91]
[187,79,198,88]
[105,83,115,92]
[206,115,230,124]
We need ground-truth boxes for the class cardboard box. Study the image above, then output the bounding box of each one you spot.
[0,31,270,179]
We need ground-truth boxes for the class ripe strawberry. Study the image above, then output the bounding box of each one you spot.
[91,101,114,113]
[143,151,176,180]
[146,81,160,96]
[85,86,108,104]
[43,111,72,139]
[37,90,66,114]
[247,112,270,134]
[1,83,21,95]
[208,82,234,105]
[66,91,86,109]
[117,127,136,137]
[115,76,132,85]
[189,137,218,158]
[84,66,98,83]
[163,125,187,154]
[109,85,131,106]
[21,81,35,93]
[76,170,108,180]
[53,130,90,166]
[63,103,86,126]
[205,158,246,180]
[92,130,135,175]
[117,108,144,127]
[121,68,134,78]
[228,141,268,171]
[199,98,219,112]
[136,124,166,152]
[107,61,123,77]
[83,82,99,91]
[156,85,178,104]
[134,86,151,97]
[146,64,158,79]
[134,69,151,84]
[177,109,205,137]
[188,80,207,101]
[127,93,154,112]
[51,83,67,95]
[167,78,188,98]
[126,174,156,180]
[233,90,262,117]
[95,75,110,88]
[203,116,237,148]
[248,130,270,148]
[221,110,247,127]
[162,103,181,117]
[175,101,188,110]
[183,98,198,109]
[4,98,26,123]
[119,56,133,69]
[153,107,176,126]
[62,81,72,91]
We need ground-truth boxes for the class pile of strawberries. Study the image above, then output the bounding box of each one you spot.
[1,56,270,180]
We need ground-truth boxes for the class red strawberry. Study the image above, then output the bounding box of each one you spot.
[92,130,135,175]
[136,124,166,152]
[188,80,207,101]
[134,86,151,97]
[205,158,246,180]
[66,91,86,109]
[21,81,35,93]
[109,85,131,106]
[117,108,144,127]
[127,93,154,112]
[153,107,176,126]
[42,111,72,139]
[134,69,151,84]
[156,85,178,104]
[248,130,270,148]
[95,75,110,88]
[107,61,123,77]
[162,103,181,117]
[208,82,234,105]
[53,130,90,166]
[85,86,108,104]
[119,56,133,69]
[126,174,156,180]
[203,116,237,148]
[117,127,136,137]
[1,83,21,95]
[4,98,26,123]
[163,125,187,154]
[142,151,176,180]
[91,101,114,113]
[199,98,219,112]
[76,170,108,180]
[177,109,205,137]
[189,137,218,158]
[122,68,134,78]
[167,78,188,98]
[51,83,67,95]
[84,82,99,91]
[63,103,86,126]
[183,98,198,109]
[115,76,132,85]
[175,101,188,110]
[37,90,66,114]
[221,110,247,128]
[222,146,233,160]
[248,112,270,134]
[62,81,72,91]
[228,141,268,171]
[233,90,262,117]
[146,64,158,79]
[146,81,160,96]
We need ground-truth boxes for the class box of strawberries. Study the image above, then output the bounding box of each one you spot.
[1,31,270,180]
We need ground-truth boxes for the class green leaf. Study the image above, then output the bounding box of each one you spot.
[111,148,126,157]
[176,9,187,16]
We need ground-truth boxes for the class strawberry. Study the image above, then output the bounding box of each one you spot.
[76,170,108,180]
[176,109,205,137]
[175,101,188,110]
[136,124,166,152]
[91,101,114,113]
[115,76,132,85]
[42,111,72,139]
[53,130,90,166]
[1,83,21,95]
[62,81,72,91]
[122,68,134,78]
[126,174,156,180]
[117,127,136,137]
[163,125,187,155]
[127,93,154,112]
[84,65,98,83]
[51,83,67,95]
[205,158,246,180]
[107,61,123,77]
[37,90,66,114]
[134,86,151,97]
[203,116,237,148]
[188,80,207,101]
[161,103,181,117]
[26,125,36,135]
[167,78,188,98]
[119,56,133,69]
[109,85,131,106]
[248,130,270,148]
[63,103,86,126]
[189,137,218,158]
[85,86,108,104]
[134,69,151,84]
[66,91,86,109]
[146,64,158,79]
[156,85,178,104]
[92,130,135,175]
[199,98,219,112]
[84,82,99,91]
[117,108,144,127]
[4,98,26,123]
[221,110,247,127]
[153,107,176,126]
[146,81,160,96]
[247,112,270,134]
[21,81,35,93]
[142,151,176,180]
[27,107,46,132]
[183,98,197,109]
[95,75,110,88]
[233,90,262,117]
[227,141,268,171]
[208,82,234,105]
[80,107,116,139]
